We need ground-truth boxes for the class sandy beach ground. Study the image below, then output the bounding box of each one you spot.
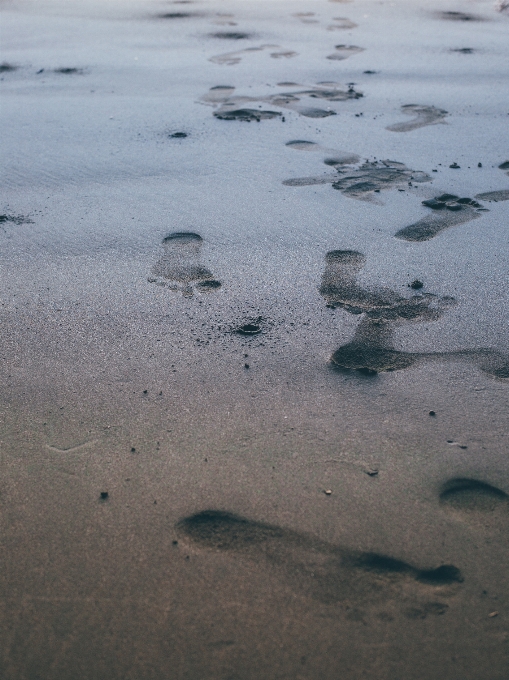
[1,0,509,677]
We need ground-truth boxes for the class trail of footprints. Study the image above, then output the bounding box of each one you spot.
[201,82,363,121]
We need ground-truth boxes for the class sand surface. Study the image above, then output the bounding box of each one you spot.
[1,0,509,678]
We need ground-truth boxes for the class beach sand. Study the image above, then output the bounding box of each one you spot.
[1,0,509,677]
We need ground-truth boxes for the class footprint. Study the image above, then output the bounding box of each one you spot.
[285,139,360,166]
[320,250,509,377]
[386,105,448,133]
[209,32,254,40]
[473,163,509,201]
[293,12,320,24]
[0,213,34,226]
[437,11,484,22]
[327,17,358,30]
[156,12,202,19]
[327,44,365,60]
[284,159,431,203]
[474,190,509,202]
[176,510,462,614]
[53,68,84,75]
[212,13,237,27]
[148,232,221,297]
[214,108,282,121]
[395,194,487,241]
[0,62,18,72]
[201,82,362,120]
[440,479,509,527]
[498,161,509,175]
[209,44,296,66]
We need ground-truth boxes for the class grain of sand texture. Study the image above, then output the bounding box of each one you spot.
[1,0,509,678]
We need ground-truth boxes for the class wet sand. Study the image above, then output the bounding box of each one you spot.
[1,0,509,678]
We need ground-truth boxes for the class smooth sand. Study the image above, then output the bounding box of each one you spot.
[1,0,509,678]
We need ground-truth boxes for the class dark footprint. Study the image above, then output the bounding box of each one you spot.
[320,250,509,378]
[498,160,509,175]
[210,32,253,40]
[0,214,34,226]
[176,510,462,612]
[321,250,455,374]
[440,479,509,526]
[0,62,18,72]
[156,12,200,19]
[395,194,487,241]
[284,160,431,203]
[437,11,484,22]
[53,68,84,74]
[148,232,221,297]
[386,105,448,133]
[214,108,281,121]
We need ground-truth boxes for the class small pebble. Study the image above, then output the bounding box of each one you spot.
[449,162,460,169]
[100,491,109,501]
[488,611,499,618]
[409,279,424,290]
[478,162,482,167]
[324,489,332,495]
[429,411,436,417]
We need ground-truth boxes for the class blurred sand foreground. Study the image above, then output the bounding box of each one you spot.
[1,0,508,678]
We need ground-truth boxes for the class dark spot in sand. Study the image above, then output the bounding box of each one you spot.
[131,447,136,453]
[169,132,188,138]
[409,280,424,290]
[499,161,509,170]
[100,492,109,501]
[363,70,377,74]
[451,48,475,54]
[157,13,197,19]
[235,320,263,336]
[449,162,460,169]
[429,411,436,417]
[214,108,282,121]
[210,32,253,40]
[0,62,18,72]
[54,68,84,74]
